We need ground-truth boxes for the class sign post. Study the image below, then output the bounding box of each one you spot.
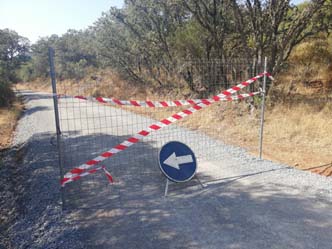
[158,141,197,196]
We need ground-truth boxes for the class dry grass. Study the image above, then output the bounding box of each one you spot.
[263,103,332,175]
[16,78,52,92]
[0,99,24,150]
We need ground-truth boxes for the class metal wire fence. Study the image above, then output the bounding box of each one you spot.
[52,57,267,208]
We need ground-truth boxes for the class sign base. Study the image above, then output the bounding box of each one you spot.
[164,178,170,197]
[163,176,205,197]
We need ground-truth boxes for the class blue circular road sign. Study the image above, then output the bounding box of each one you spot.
[158,141,197,183]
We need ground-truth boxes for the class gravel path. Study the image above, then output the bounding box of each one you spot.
[1,91,85,249]
[3,90,332,249]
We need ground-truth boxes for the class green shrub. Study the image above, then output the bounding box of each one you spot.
[18,63,34,82]
[0,81,14,107]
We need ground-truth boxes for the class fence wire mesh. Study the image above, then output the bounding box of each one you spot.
[55,59,267,208]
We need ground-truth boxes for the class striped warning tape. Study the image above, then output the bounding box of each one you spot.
[61,72,273,186]
[62,93,261,185]
[73,95,203,107]
[72,93,252,107]
[68,165,114,184]
[59,73,273,108]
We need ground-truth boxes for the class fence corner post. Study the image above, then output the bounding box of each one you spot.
[48,47,66,210]
[259,57,267,159]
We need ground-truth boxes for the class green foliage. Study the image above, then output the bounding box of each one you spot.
[94,1,187,85]
[55,29,97,80]
[24,30,98,81]
[290,37,332,66]
[287,34,332,82]
[30,35,58,79]
[91,0,330,86]
[6,0,331,94]
[17,63,34,82]
[0,81,14,107]
[0,29,29,82]
[171,20,207,59]
[0,29,29,107]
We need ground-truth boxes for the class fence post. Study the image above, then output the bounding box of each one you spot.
[48,47,66,210]
[259,57,267,159]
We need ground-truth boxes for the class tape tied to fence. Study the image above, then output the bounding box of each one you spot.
[61,72,273,187]
[70,165,114,184]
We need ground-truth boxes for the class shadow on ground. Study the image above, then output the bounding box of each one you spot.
[56,132,332,249]
[68,170,332,249]
[4,130,332,249]
[17,91,54,101]
[22,106,51,116]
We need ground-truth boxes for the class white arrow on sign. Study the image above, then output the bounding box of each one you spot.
[163,152,194,170]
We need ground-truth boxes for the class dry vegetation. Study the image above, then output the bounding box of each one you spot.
[0,99,24,150]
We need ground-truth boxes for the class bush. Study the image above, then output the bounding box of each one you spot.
[0,81,14,107]
[18,63,34,82]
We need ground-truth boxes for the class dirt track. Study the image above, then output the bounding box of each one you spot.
[1,90,332,249]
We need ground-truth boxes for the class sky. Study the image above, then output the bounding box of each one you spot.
[1,0,304,44]
[0,0,124,43]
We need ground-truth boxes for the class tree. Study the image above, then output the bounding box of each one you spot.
[95,0,188,85]
[25,30,98,81]
[28,35,59,79]
[16,0,330,96]
[230,0,328,74]
[182,0,238,60]
[0,29,29,82]
[0,29,29,106]
[55,29,97,80]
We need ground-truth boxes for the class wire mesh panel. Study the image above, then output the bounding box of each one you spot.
[56,59,265,208]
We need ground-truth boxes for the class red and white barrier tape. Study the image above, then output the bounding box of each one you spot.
[73,95,203,107]
[72,92,259,107]
[68,165,114,184]
[61,72,273,186]
[59,73,273,108]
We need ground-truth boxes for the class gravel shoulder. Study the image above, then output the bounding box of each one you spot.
[1,91,332,249]
[0,91,85,249]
